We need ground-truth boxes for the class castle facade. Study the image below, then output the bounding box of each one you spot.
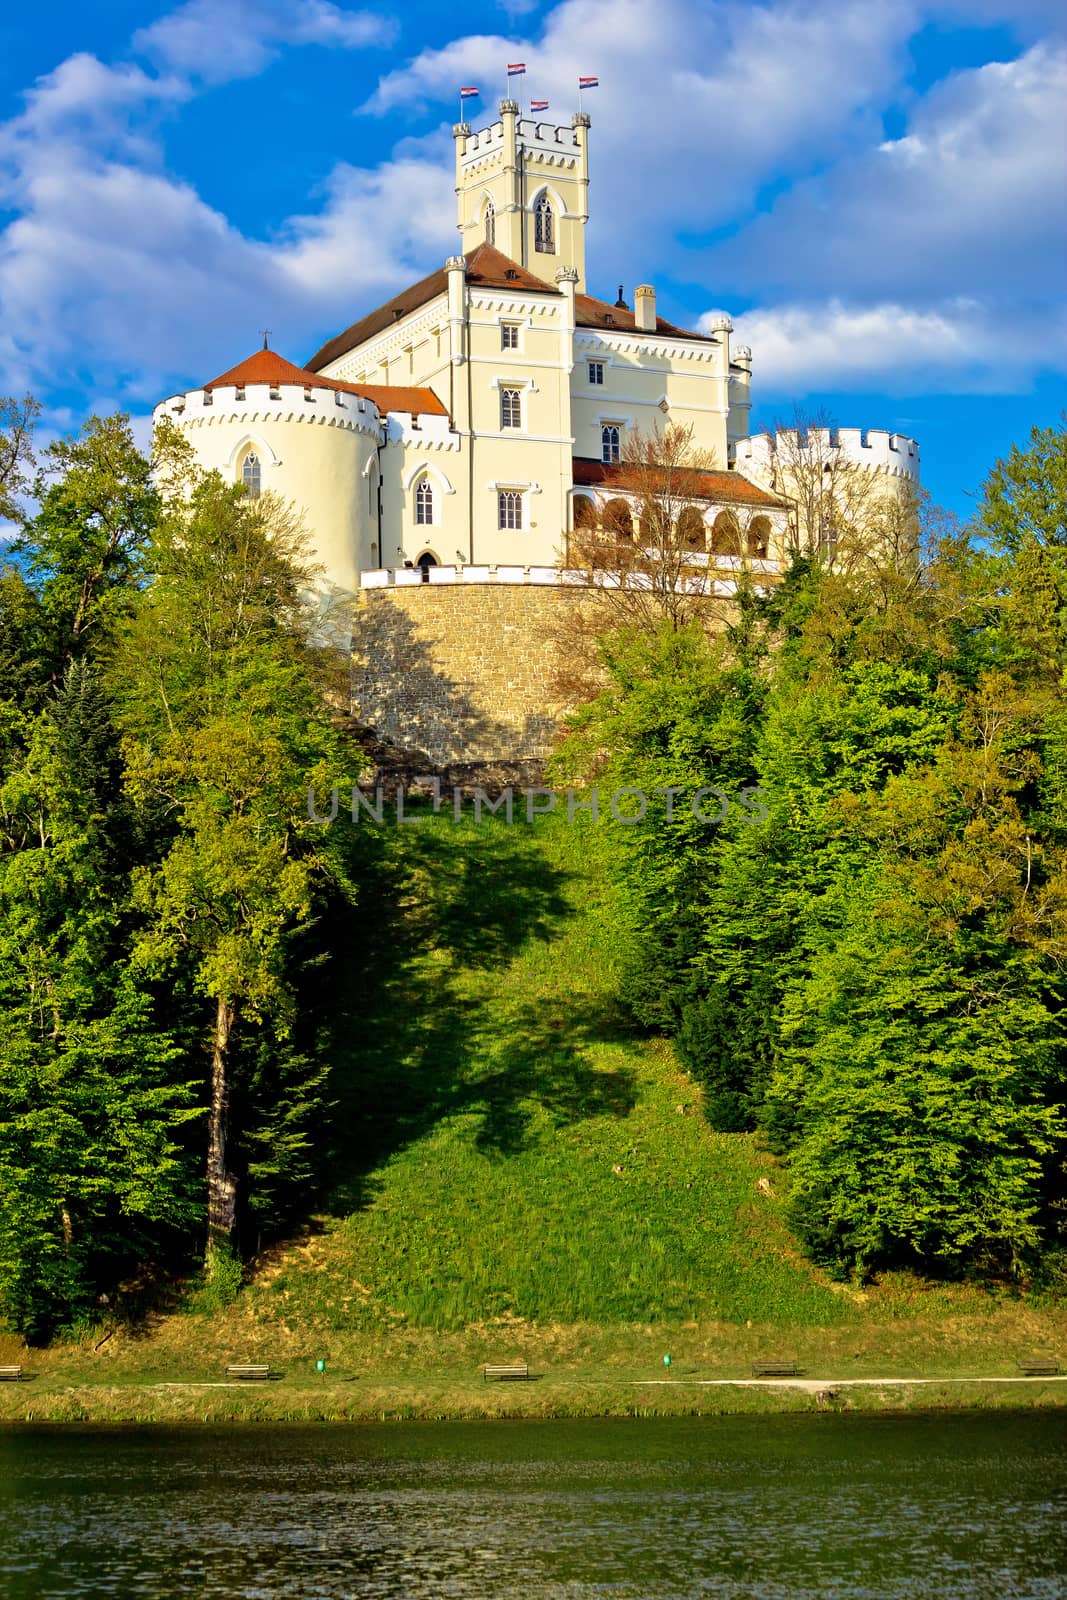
[154,104,919,600]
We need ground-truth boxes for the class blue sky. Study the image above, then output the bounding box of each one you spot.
[1,0,1064,517]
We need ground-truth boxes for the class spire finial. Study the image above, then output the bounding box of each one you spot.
[260,328,272,351]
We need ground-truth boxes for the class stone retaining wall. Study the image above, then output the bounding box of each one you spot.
[351,583,587,764]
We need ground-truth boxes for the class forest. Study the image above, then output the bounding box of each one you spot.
[1,394,1065,1340]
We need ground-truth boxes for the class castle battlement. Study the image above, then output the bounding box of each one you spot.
[735,428,920,481]
[154,383,384,440]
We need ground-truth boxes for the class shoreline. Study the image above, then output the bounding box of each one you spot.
[2,1373,1064,1425]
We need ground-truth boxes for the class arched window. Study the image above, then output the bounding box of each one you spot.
[415,477,434,525]
[242,451,261,497]
[710,511,740,557]
[747,516,771,559]
[417,551,437,582]
[484,197,495,246]
[677,506,706,551]
[534,193,555,255]
[601,498,634,544]
[601,424,621,465]
[498,490,523,530]
[500,387,522,429]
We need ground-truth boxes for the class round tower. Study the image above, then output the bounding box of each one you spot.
[153,346,384,595]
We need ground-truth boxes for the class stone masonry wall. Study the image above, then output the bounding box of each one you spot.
[351,584,588,765]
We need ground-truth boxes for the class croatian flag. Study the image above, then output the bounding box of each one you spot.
[507,62,526,77]
[531,99,549,112]
[459,86,479,99]
[578,76,599,89]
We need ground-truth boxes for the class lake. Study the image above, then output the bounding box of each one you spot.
[0,1412,1065,1597]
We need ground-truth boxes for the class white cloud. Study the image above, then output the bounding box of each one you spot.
[362,0,922,276]
[702,43,1067,303]
[133,0,394,84]
[717,299,1067,394]
[1,0,1064,424]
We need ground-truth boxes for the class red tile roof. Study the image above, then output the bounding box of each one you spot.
[572,457,786,507]
[574,295,714,343]
[202,347,446,417]
[305,244,560,372]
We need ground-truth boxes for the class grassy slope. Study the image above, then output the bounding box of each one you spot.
[2,811,1064,1420]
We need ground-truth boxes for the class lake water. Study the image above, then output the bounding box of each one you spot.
[0,1412,1065,1598]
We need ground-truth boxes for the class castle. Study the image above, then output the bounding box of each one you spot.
[155,102,918,593]
[154,105,920,763]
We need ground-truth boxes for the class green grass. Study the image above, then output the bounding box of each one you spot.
[252,809,854,1331]
[2,807,1064,1422]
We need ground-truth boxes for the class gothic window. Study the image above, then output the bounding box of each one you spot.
[501,322,519,351]
[242,451,261,497]
[588,361,604,385]
[534,193,555,255]
[498,490,523,530]
[601,424,621,465]
[500,387,522,429]
[484,197,495,246]
[415,477,434,525]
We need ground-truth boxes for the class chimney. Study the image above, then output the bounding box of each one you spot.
[634,284,656,333]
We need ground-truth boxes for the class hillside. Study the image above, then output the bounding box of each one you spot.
[2,811,1064,1420]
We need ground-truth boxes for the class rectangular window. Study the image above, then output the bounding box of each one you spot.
[498,490,523,530]
[588,361,604,385]
[501,323,519,351]
[500,387,522,429]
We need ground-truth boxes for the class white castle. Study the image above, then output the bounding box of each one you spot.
[155,103,919,594]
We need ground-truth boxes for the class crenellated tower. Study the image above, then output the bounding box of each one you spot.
[453,102,591,290]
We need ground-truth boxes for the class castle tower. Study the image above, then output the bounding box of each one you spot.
[453,103,591,291]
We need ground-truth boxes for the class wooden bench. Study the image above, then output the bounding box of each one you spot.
[751,1361,801,1378]
[483,1363,530,1383]
[225,1364,273,1381]
[0,1366,24,1382]
[1016,1359,1061,1377]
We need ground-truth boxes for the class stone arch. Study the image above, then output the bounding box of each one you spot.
[401,461,455,496]
[601,497,634,543]
[747,515,771,558]
[572,492,597,531]
[677,505,706,551]
[710,510,741,557]
[416,550,438,583]
[224,431,280,472]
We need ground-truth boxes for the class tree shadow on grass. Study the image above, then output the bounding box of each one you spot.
[315,818,638,1212]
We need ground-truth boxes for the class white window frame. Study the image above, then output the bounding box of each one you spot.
[500,321,521,352]
[500,387,523,430]
[414,477,434,527]
[242,451,261,497]
[498,489,523,530]
[588,361,604,385]
[601,424,621,465]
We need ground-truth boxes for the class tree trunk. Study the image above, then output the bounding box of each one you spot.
[206,996,238,1262]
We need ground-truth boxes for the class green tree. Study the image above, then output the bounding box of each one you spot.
[980,417,1067,555]
[0,666,198,1337]
[113,472,353,1267]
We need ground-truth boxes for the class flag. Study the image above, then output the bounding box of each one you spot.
[578,76,599,88]
[531,99,549,112]
[507,62,526,76]
[459,86,479,99]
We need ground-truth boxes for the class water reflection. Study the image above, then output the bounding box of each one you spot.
[0,1413,1065,1598]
